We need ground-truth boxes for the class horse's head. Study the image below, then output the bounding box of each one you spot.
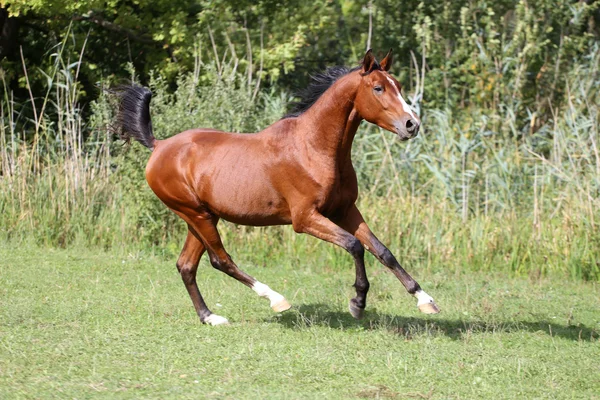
[354,49,420,141]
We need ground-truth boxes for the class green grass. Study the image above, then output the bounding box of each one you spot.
[1,244,598,399]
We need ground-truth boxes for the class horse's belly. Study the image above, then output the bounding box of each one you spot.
[217,211,292,226]
[208,202,292,226]
[201,175,292,226]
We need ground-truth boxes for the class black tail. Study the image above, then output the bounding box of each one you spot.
[115,85,156,150]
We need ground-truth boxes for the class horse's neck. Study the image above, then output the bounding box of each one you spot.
[296,74,362,165]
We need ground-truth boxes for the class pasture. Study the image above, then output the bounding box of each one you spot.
[2,1,600,398]
[1,244,598,399]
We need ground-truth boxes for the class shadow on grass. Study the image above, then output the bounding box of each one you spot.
[271,303,598,342]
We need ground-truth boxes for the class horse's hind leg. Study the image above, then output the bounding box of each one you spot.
[180,211,291,315]
[177,229,228,325]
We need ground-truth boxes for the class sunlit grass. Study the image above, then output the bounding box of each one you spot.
[0,245,598,398]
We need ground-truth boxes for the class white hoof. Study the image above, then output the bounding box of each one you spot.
[204,314,229,326]
[253,281,291,312]
[271,298,292,313]
[415,289,440,314]
[418,302,440,314]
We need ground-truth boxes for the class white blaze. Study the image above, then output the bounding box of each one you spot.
[386,76,416,120]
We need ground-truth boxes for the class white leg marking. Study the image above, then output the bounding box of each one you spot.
[414,289,440,314]
[414,289,434,307]
[252,281,290,312]
[204,314,229,326]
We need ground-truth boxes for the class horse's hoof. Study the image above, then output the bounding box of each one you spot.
[271,298,291,313]
[418,302,440,314]
[204,314,230,326]
[349,301,365,320]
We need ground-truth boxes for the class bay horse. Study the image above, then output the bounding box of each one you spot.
[116,49,440,325]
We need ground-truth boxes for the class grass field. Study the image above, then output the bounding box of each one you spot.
[1,244,599,399]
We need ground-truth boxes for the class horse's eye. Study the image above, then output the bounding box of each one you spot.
[374,86,384,93]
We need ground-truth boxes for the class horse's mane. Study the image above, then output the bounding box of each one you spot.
[283,65,360,119]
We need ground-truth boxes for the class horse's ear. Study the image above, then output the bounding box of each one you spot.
[380,48,393,72]
[361,49,379,75]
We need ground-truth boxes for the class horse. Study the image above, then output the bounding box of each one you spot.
[115,49,440,325]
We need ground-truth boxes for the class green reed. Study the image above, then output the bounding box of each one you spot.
[0,41,598,280]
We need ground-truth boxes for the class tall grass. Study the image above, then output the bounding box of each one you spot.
[0,40,598,280]
[0,44,119,248]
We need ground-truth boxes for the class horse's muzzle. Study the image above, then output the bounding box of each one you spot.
[395,118,420,140]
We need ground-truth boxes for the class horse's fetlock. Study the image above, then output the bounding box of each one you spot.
[354,280,370,294]
[406,281,421,295]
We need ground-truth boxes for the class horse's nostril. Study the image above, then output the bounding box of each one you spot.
[406,119,416,132]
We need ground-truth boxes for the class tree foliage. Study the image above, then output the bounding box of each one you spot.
[0,0,599,129]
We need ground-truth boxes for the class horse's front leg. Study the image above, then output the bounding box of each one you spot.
[337,205,440,314]
[292,209,369,319]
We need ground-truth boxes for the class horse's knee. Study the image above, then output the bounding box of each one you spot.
[406,281,420,294]
[176,261,196,285]
[348,238,364,259]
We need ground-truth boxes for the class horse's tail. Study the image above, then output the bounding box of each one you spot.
[114,85,157,150]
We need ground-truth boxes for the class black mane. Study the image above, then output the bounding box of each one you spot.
[283,66,359,118]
